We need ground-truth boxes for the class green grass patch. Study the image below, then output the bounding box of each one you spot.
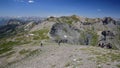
[106,52,120,62]
[96,55,109,64]
[31,29,49,40]
[80,47,120,64]
[98,52,119,63]
[0,40,30,55]
[0,41,21,54]
[89,48,102,55]
[90,33,98,46]
[86,29,99,46]
[66,20,73,25]
[0,48,12,55]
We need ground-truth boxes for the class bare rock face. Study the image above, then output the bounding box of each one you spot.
[49,16,120,48]
[102,17,116,25]
[49,23,94,45]
[24,21,36,31]
[50,23,82,44]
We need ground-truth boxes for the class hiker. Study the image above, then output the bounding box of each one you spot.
[98,43,101,47]
[58,40,62,46]
[40,41,43,47]
[85,37,89,45]
[101,43,105,48]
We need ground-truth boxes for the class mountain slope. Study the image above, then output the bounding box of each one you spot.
[4,44,120,68]
[0,15,120,68]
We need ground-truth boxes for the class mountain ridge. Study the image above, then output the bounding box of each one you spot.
[0,15,120,68]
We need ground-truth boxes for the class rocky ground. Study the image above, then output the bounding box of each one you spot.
[1,42,120,68]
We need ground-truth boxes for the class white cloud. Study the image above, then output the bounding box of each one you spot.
[28,0,34,3]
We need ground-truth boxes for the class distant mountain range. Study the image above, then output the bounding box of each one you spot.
[0,16,120,25]
[0,16,46,25]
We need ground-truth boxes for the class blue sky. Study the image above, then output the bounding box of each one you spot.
[0,0,120,18]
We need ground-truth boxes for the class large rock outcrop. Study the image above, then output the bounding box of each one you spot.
[50,23,81,44]
[102,17,116,25]
[49,23,96,45]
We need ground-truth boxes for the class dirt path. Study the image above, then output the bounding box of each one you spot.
[5,44,120,68]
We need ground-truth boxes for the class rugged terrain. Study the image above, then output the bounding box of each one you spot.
[0,15,120,68]
[1,43,120,68]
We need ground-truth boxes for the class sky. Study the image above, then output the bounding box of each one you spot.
[0,0,120,18]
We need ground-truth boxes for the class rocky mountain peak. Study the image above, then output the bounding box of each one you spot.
[7,19,24,25]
